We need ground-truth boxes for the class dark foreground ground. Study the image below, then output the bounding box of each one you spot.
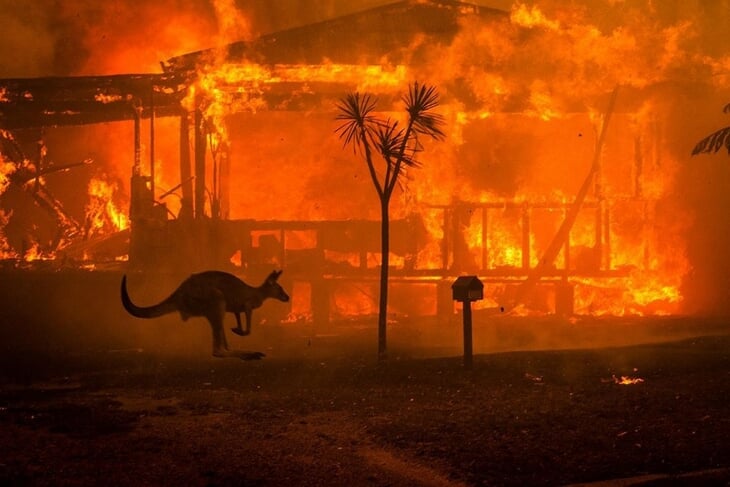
[1,313,730,486]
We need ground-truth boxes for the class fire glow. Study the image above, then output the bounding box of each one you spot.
[84,176,129,238]
[606,374,645,386]
[183,62,408,144]
[2,0,728,318]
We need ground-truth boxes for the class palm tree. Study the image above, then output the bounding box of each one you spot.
[692,103,730,156]
[335,82,445,361]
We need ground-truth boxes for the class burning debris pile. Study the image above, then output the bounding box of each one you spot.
[1,0,729,318]
[0,129,129,264]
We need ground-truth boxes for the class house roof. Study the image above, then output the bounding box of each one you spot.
[0,1,507,129]
[164,0,508,71]
[0,73,185,130]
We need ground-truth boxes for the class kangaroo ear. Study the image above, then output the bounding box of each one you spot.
[269,269,282,281]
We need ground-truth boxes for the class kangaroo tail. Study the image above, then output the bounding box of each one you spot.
[121,275,178,319]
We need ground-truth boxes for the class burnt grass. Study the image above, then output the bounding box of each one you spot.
[1,325,729,486]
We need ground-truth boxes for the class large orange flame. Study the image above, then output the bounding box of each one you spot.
[7,1,729,315]
[84,176,130,238]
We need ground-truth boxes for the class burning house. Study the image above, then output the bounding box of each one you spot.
[1,0,729,325]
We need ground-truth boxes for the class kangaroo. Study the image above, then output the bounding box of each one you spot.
[121,270,290,360]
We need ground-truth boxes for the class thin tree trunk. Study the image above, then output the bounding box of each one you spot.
[378,197,389,361]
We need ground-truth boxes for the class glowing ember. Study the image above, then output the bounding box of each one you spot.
[94,93,125,104]
[603,367,645,385]
[612,375,645,385]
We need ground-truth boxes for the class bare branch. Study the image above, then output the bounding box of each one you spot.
[374,120,420,169]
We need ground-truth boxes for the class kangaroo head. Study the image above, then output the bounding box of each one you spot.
[264,270,290,302]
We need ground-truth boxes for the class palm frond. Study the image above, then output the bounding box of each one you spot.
[374,120,420,168]
[403,82,441,113]
[334,92,378,151]
[413,111,446,139]
[692,126,730,156]
[402,82,446,140]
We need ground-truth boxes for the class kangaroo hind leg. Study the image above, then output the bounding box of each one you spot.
[207,298,230,358]
[208,300,264,360]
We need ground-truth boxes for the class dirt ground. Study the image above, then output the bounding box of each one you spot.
[1,308,730,486]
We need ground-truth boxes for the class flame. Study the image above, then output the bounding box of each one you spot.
[274,63,408,92]
[526,80,562,121]
[574,275,682,317]
[0,209,14,259]
[23,243,51,262]
[282,281,313,324]
[212,0,253,44]
[0,156,18,259]
[510,3,560,31]
[84,176,129,238]
[183,64,269,145]
[69,2,219,75]
[0,157,16,195]
[332,282,377,319]
[184,62,407,144]
[5,0,724,316]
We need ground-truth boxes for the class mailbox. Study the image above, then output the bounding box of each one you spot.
[451,275,483,370]
[451,275,484,302]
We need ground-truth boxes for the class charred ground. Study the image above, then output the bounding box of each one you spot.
[0,272,729,486]
[1,334,730,486]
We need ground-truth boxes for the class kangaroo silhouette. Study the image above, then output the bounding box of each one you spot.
[121,270,290,359]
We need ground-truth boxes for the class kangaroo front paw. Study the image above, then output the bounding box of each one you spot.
[231,327,245,336]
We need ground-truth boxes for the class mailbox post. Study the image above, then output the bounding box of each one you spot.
[451,276,484,369]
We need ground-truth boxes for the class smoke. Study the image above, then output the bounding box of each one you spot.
[0,0,424,77]
[0,0,219,77]
[0,0,56,77]
[2,1,728,79]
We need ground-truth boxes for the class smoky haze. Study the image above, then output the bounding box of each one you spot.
[1,0,727,78]
[0,0,454,77]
